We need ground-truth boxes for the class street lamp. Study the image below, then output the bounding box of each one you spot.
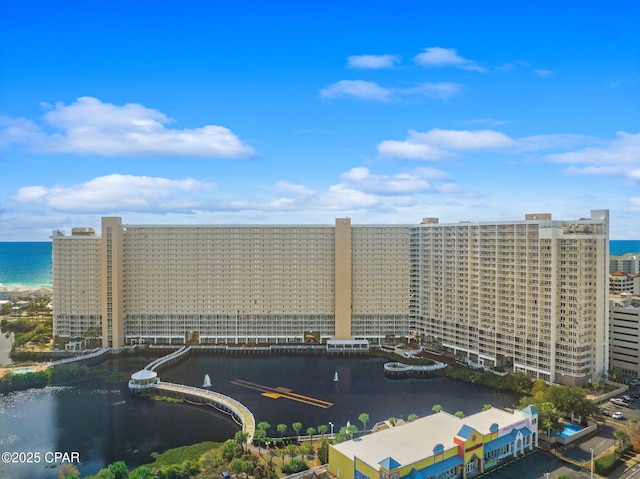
[329,422,334,435]
[590,447,594,479]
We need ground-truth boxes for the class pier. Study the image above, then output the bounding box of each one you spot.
[383,360,447,377]
[129,347,256,442]
[154,381,255,440]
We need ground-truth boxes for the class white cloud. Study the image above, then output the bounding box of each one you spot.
[272,180,316,195]
[320,80,463,102]
[547,131,640,165]
[377,128,601,161]
[535,69,554,77]
[12,174,216,213]
[0,97,256,158]
[414,47,486,72]
[347,54,401,69]
[320,80,393,101]
[339,167,450,194]
[377,128,514,160]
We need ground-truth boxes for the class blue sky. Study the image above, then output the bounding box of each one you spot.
[1,0,639,240]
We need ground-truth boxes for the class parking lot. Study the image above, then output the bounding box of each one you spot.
[481,389,640,478]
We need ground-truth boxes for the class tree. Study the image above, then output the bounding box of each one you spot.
[358,413,370,431]
[292,422,302,440]
[287,444,299,461]
[454,411,465,418]
[407,413,419,422]
[278,448,287,465]
[253,428,266,454]
[346,424,358,439]
[306,427,317,447]
[317,438,330,464]
[222,439,242,461]
[108,461,129,479]
[129,467,153,479]
[58,463,80,479]
[530,378,548,396]
[388,417,396,426]
[482,404,492,411]
[317,424,328,437]
[614,430,631,456]
[277,423,287,437]
[432,404,443,413]
[235,430,249,453]
[257,421,271,433]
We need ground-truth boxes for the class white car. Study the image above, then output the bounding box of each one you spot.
[612,412,624,420]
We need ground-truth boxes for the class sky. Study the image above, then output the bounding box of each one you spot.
[0,0,639,241]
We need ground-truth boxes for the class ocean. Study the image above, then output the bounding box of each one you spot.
[0,242,52,287]
[0,240,638,288]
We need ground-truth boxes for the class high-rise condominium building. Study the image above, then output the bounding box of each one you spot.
[52,210,609,385]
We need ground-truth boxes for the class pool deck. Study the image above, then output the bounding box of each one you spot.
[0,363,49,378]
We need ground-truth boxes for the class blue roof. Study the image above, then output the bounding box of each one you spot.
[456,424,476,439]
[379,457,401,470]
[409,468,424,479]
[520,405,538,417]
[484,431,517,453]
[517,427,532,437]
[404,456,463,479]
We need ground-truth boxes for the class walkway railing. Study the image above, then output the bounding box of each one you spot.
[155,381,255,440]
[48,348,109,367]
[145,346,191,371]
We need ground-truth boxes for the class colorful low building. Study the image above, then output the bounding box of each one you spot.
[329,407,538,479]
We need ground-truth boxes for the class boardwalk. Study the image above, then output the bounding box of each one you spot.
[155,381,256,441]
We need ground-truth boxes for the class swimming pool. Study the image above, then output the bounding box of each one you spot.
[555,422,584,438]
[11,367,36,375]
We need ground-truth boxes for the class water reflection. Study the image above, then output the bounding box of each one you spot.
[0,355,520,478]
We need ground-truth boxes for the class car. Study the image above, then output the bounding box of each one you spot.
[612,412,624,420]
[629,379,639,386]
[602,409,613,417]
[611,398,630,407]
[622,395,633,402]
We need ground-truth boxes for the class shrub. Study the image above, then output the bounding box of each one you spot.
[281,458,308,474]
[595,452,619,475]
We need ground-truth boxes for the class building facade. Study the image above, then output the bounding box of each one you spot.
[52,210,609,385]
[609,293,640,380]
[329,407,538,479]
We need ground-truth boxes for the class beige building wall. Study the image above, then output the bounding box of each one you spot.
[101,217,124,347]
[51,211,608,385]
[351,225,411,339]
[334,218,352,340]
[414,210,609,386]
[51,229,102,342]
[609,295,640,380]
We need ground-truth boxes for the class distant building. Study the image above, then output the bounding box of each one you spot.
[610,271,640,295]
[610,252,640,274]
[52,210,609,385]
[329,407,538,479]
[609,293,640,380]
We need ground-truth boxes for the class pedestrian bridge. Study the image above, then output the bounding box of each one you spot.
[128,368,255,441]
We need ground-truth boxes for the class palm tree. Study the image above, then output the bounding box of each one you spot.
[346,424,358,439]
[306,427,316,447]
[292,422,302,441]
[253,429,266,455]
[277,423,287,438]
[483,404,492,411]
[408,413,419,422]
[432,404,443,413]
[258,421,271,433]
[454,411,465,418]
[317,424,328,437]
[388,417,396,426]
[235,430,249,453]
[358,413,370,431]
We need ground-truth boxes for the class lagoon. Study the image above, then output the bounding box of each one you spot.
[0,354,519,478]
